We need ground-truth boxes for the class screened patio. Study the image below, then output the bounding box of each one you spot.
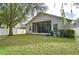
[32,21,51,33]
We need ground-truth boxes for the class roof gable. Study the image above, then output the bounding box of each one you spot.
[26,12,72,25]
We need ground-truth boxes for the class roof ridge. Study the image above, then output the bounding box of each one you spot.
[26,12,73,25]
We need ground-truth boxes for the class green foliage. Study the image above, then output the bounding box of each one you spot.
[0,3,47,28]
[60,3,67,30]
[50,30,75,38]
[66,30,75,38]
[0,3,47,35]
[59,30,75,38]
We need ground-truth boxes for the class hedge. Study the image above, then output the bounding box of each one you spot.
[59,30,75,38]
[50,30,75,38]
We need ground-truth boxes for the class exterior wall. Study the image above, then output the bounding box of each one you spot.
[26,22,32,33]
[13,28,26,35]
[73,21,79,36]
[62,20,79,36]
[0,28,26,35]
[26,14,63,33]
[0,28,9,35]
[69,21,79,36]
[71,27,79,36]
[51,17,63,31]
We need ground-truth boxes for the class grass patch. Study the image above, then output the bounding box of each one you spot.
[0,34,78,55]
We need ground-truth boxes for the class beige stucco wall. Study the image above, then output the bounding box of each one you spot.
[26,14,63,33]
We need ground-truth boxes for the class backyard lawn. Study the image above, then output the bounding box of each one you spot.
[0,34,79,55]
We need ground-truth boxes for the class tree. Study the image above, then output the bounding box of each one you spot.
[0,3,48,36]
[60,3,66,29]
[0,4,4,27]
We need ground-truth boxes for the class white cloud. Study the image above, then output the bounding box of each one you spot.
[45,0,79,19]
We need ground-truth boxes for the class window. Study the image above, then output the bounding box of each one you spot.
[53,24,58,30]
[32,21,51,33]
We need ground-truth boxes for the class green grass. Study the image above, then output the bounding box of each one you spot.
[0,34,79,55]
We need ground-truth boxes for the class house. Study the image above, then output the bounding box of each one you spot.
[26,13,79,36]
[70,20,79,36]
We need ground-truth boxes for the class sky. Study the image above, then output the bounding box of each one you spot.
[45,0,79,20]
[0,0,79,20]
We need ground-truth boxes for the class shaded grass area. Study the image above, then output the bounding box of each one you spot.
[0,34,78,55]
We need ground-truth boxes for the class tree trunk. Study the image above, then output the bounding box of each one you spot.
[8,4,13,36]
[9,26,13,36]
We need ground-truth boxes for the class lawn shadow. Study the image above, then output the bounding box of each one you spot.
[0,34,77,47]
[0,35,8,41]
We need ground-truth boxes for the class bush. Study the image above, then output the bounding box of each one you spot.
[65,30,75,38]
[59,30,64,37]
[60,30,75,38]
[49,30,75,38]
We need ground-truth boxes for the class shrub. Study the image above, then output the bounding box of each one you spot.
[49,30,75,38]
[59,30,65,37]
[60,30,75,38]
[65,30,75,38]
